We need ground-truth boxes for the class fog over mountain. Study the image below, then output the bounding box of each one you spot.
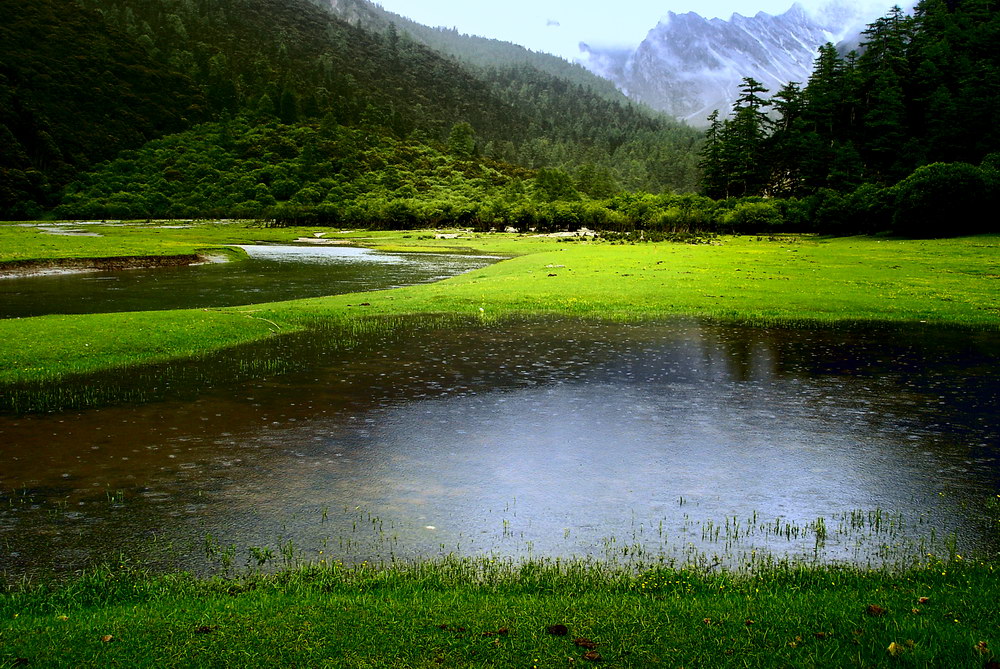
[579,0,896,126]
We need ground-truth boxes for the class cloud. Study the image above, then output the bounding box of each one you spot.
[546,19,561,27]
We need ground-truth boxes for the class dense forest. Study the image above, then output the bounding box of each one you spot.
[3,0,998,236]
[322,0,629,103]
[0,0,701,221]
[698,0,1000,236]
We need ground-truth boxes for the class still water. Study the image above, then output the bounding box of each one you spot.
[0,245,496,318]
[1,318,997,578]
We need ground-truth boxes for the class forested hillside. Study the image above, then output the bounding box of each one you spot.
[0,0,207,218]
[698,0,1000,236]
[1,0,702,221]
[323,0,628,103]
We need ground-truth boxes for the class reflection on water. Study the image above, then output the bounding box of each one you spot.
[1,318,997,578]
[0,245,495,318]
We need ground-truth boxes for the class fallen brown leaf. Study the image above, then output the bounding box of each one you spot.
[866,604,886,617]
[574,637,599,650]
[582,650,602,662]
[546,624,569,636]
[101,635,113,643]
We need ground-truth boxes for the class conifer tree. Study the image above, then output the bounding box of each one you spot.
[698,110,729,199]
[725,77,772,197]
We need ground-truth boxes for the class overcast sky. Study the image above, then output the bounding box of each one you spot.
[372,0,879,60]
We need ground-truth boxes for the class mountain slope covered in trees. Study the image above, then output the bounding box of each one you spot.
[323,0,629,103]
[0,0,207,218]
[1,0,703,220]
[698,0,1000,236]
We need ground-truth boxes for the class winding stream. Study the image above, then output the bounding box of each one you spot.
[0,244,496,318]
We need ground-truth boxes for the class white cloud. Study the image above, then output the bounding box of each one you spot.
[375,0,895,60]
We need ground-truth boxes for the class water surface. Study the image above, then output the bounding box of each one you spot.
[1,318,997,578]
[0,245,495,318]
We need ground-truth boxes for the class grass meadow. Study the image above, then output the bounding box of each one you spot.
[2,222,998,666]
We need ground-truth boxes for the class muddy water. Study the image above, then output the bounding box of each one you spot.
[1,319,998,577]
[0,245,495,318]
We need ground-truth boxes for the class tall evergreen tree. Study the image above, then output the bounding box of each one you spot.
[724,78,772,197]
[766,82,810,196]
[698,110,729,198]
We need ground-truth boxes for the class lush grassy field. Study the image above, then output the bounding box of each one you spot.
[1,223,998,386]
[1,558,997,668]
[0,221,552,265]
[3,222,999,666]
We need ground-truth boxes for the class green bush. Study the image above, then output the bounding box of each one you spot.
[892,162,990,237]
[722,200,784,233]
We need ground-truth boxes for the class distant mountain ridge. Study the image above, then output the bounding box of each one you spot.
[581,1,888,126]
[321,0,629,103]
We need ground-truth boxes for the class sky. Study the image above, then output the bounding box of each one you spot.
[372,0,852,60]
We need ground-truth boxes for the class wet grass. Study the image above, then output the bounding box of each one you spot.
[0,221,544,266]
[1,224,999,401]
[0,220,337,265]
[258,233,1000,329]
[1,557,997,668]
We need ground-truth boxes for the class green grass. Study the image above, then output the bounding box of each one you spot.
[253,233,1000,328]
[1,558,997,668]
[1,224,999,390]
[0,221,548,266]
[0,220,322,264]
[3,224,999,665]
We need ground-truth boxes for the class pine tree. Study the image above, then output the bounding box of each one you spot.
[725,77,772,197]
[766,82,809,196]
[698,110,729,198]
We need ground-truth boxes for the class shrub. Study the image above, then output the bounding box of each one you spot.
[892,162,990,237]
[722,200,783,233]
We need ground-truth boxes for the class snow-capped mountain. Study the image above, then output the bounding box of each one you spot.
[580,1,887,127]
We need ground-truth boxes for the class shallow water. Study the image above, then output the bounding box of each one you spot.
[1,318,997,578]
[0,245,495,318]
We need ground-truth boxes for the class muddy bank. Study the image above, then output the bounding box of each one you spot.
[0,254,223,278]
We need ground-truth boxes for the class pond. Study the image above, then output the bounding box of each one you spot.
[0,245,496,318]
[1,317,997,578]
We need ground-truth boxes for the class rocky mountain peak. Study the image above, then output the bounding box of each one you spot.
[580,1,886,127]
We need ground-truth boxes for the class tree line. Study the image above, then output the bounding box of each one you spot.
[698,0,1000,236]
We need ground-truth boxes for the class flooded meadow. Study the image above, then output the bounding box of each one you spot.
[2,307,997,578]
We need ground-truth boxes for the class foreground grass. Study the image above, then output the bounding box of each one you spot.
[1,224,999,387]
[1,559,997,668]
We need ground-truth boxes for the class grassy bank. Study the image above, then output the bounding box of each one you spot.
[1,558,997,668]
[1,223,999,388]
[0,221,551,266]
